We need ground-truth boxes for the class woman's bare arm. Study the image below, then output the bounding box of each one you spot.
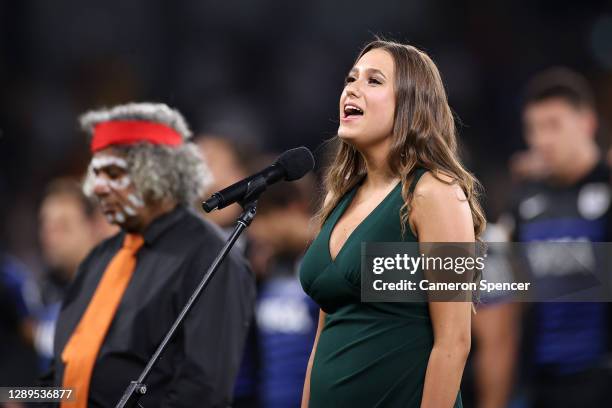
[410,173,474,408]
[301,309,326,408]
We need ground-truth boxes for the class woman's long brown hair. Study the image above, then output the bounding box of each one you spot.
[315,39,486,239]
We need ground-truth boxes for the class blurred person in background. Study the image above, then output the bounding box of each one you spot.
[41,103,255,408]
[196,134,260,407]
[300,39,483,407]
[463,222,521,408]
[196,136,251,232]
[506,68,611,407]
[35,178,117,368]
[509,149,548,183]
[248,168,319,408]
[0,252,39,393]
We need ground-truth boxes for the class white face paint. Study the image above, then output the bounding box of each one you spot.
[90,154,139,226]
[108,176,131,190]
[91,156,128,169]
[127,193,145,208]
[105,212,127,224]
[114,212,126,224]
[91,155,132,192]
[93,175,132,191]
[123,205,137,216]
[120,193,144,218]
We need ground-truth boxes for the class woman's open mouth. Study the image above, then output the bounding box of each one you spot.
[341,103,364,121]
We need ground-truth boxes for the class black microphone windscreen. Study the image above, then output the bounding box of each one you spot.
[276,147,315,181]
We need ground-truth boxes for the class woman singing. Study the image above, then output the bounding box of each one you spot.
[299,39,485,407]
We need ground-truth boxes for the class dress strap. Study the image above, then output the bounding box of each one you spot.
[409,167,428,193]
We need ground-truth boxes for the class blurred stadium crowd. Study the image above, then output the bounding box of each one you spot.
[1,1,612,407]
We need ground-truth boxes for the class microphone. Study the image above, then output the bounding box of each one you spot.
[202,146,315,212]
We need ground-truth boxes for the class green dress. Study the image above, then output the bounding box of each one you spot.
[299,169,462,407]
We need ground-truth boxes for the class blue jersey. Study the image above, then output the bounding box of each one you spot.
[0,255,33,321]
[512,162,612,374]
[256,263,318,408]
[0,253,40,384]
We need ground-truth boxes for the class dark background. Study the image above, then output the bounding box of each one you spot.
[1,0,612,263]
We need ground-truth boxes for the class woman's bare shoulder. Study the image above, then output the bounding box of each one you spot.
[409,171,474,241]
[412,171,466,202]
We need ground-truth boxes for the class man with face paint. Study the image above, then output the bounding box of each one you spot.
[40,103,256,408]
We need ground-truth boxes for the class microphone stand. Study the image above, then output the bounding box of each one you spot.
[115,177,266,408]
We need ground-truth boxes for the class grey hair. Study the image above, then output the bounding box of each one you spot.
[79,102,192,140]
[81,102,213,206]
[83,142,212,206]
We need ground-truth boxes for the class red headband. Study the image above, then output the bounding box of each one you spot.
[91,120,183,152]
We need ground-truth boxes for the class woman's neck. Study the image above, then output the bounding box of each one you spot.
[358,139,398,188]
[363,151,399,189]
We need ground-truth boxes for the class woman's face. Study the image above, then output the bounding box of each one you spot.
[338,48,396,148]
